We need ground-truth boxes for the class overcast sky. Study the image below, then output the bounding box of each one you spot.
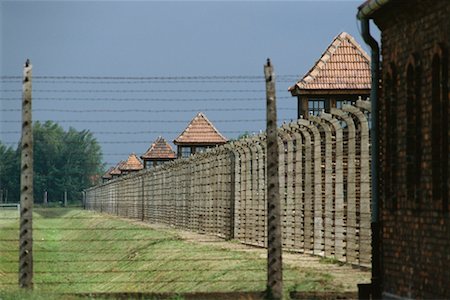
[0,0,379,168]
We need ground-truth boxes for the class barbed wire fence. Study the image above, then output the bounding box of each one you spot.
[0,69,371,297]
[0,73,299,170]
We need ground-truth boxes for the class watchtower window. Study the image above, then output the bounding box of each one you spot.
[406,63,417,205]
[308,99,325,116]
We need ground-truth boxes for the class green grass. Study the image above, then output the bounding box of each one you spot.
[319,256,346,266]
[0,208,340,298]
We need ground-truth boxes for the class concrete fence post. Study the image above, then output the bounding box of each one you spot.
[331,108,357,264]
[320,112,345,261]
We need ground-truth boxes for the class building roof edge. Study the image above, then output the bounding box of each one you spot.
[357,0,391,19]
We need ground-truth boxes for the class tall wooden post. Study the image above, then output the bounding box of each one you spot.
[19,59,33,289]
[264,58,283,299]
[64,190,67,207]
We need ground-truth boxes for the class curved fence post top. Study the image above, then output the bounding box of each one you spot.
[309,114,333,133]
[289,120,311,136]
[307,115,321,124]
[298,118,321,138]
[308,114,331,129]
[245,136,263,154]
[342,103,363,114]
[224,142,237,154]
[257,133,266,142]
[233,140,249,155]
[330,107,355,130]
[320,111,343,133]
[297,118,312,128]
[319,111,333,121]
[330,107,347,118]
[342,104,370,130]
[280,122,297,138]
[356,99,371,112]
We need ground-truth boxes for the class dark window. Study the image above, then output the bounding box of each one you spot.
[308,99,325,116]
[406,63,417,205]
[414,59,422,207]
[195,146,207,154]
[181,147,191,158]
[432,54,442,205]
[391,67,398,210]
[443,48,449,212]
[385,64,398,210]
[432,49,449,212]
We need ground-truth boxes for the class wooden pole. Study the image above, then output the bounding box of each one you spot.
[19,59,33,289]
[264,58,283,299]
[64,190,67,207]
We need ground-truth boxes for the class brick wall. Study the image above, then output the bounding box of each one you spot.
[373,0,449,298]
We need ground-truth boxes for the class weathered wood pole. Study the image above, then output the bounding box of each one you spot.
[82,191,86,209]
[19,59,33,289]
[64,190,67,207]
[264,58,283,299]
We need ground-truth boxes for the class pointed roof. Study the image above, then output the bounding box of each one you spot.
[102,167,114,180]
[110,161,124,176]
[119,153,143,172]
[174,112,228,145]
[289,32,371,95]
[141,136,177,160]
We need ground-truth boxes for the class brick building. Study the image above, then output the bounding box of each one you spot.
[358,0,449,298]
[174,112,228,158]
[140,136,177,169]
[289,32,371,118]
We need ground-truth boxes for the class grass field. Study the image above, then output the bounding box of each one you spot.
[0,208,361,298]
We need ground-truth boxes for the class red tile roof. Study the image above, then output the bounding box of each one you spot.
[289,32,371,94]
[110,161,124,176]
[119,153,143,171]
[102,167,114,179]
[174,112,228,145]
[141,136,177,160]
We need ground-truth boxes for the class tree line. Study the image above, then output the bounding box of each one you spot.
[0,121,104,204]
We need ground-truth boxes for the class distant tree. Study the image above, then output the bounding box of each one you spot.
[33,121,65,204]
[0,142,20,203]
[0,121,104,204]
[59,127,104,202]
[229,131,251,142]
